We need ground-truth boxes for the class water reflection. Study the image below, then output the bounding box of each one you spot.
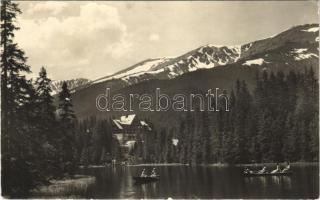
[80,165,318,199]
[282,176,292,189]
[271,176,280,185]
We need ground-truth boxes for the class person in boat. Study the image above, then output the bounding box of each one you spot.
[140,168,147,177]
[258,165,267,174]
[271,163,281,173]
[282,162,291,172]
[244,167,253,174]
[150,168,157,177]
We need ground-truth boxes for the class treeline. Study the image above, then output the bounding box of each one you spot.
[75,117,113,166]
[1,1,77,197]
[151,69,319,164]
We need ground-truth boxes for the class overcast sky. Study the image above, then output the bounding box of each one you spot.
[16,1,318,81]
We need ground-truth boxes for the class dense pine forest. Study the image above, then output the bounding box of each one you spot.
[75,69,319,166]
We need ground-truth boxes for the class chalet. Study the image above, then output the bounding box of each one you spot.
[112,114,152,155]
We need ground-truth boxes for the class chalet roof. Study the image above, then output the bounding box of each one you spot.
[119,114,136,125]
[112,114,136,130]
[113,119,123,130]
[112,114,152,131]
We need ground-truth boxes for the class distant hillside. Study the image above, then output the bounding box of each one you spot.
[51,78,90,94]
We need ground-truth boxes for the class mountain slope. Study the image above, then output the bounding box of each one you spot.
[89,23,318,86]
[70,23,319,125]
[51,78,90,95]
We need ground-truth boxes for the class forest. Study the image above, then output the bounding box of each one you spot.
[76,68,319,166]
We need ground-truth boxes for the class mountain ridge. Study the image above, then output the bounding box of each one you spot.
[68,23,319,125]
[87,23,318,87]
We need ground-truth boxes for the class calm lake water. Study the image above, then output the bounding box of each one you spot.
[79,165,319,199]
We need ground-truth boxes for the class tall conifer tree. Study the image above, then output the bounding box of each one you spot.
[58,82,76,175]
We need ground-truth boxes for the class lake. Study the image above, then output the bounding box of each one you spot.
[79,164,319,199]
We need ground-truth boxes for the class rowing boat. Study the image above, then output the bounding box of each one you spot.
[243,171,292,177]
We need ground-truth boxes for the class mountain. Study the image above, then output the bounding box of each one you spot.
[51,78,90,95]
[89,23,318,86]
[70,23,319,126]
[89,46,242,85]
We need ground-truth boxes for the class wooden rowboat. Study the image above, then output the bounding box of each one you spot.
[243,171,292,177]
[133,176,160,183]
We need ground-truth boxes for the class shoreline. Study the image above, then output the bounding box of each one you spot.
[234,161,319,167]
[79,162,318,169]
[127,163,189,167]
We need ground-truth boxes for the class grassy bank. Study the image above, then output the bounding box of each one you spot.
[30,175,95,198]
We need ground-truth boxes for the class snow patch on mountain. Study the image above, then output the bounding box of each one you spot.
[291,48,319,61]
[178,45,242,73]
[118,58,168,75]
[302,27,319,32]
[93,58,170,83]
[243,43,252,51]
[293,48,308,54]
[195,62,213,69]
[293,53,318,60]
[233,46,242,61]
[242,58,267,66]
[207,44,225,48]
[91,44,245,84]
[124,59,168,75]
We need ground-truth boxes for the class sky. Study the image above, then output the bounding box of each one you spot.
[16,1,318,81]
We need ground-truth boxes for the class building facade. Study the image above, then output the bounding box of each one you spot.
[112,114,152,162]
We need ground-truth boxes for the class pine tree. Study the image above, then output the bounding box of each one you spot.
[58,82,76,175]
[220,89,235,163]
[309,113,319,161]
[1,0,49,196]
[232,80,252,163]
[191,119,202,164]
[92,121,105,164]
[34,67,62,177]
[35,67,56,140]
[1,0,29,156]
[201,112,211,164]
[210,127,221,163]
[282,113,299,161]
[186,112,195,164]
[178,119,187,163]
